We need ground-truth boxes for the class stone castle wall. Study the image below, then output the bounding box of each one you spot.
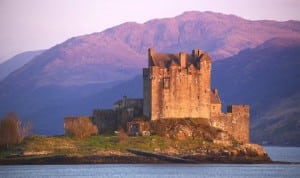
[211,105,250,143]
[92,109,117,133]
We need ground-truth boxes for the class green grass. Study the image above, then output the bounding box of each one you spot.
[1,131,238,159]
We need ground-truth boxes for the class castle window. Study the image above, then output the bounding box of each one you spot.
[163,77,170,89]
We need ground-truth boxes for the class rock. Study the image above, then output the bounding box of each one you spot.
[230,150,239,156]
[241,143,268,157]
[22,151,52,156]
[213,139,232,146]
[154,148,161,152]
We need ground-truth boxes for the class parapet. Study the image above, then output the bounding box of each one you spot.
[227,105,250,113]
[147,48,211,69]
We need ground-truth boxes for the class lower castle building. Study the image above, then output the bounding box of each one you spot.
[64,48,250,143]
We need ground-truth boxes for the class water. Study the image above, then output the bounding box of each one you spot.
[264,146,300,162]
[0,147,299,178]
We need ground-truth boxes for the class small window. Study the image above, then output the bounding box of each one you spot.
[163,77,170,89]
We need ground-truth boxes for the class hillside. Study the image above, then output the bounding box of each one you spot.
[0,50,44,81]
[0,11,300,136]
[212,37,300,145]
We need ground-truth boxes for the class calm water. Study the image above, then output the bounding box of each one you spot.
[0,147,299,178]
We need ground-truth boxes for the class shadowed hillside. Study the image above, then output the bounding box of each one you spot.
[212,37,300,145]
[0,50,44,81]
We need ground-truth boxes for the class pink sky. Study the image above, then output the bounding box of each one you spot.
[0,0,300,62]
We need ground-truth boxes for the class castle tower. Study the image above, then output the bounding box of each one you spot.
[143,48,212,120]
[198,52,212,119]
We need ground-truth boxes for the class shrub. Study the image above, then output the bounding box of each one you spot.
[64,116,98,138]
[0,112,32,148]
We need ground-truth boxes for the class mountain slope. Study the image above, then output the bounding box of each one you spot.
[212,37,300,145]
[106,11,300,60]
[1,11,300,135]
[0,50,44,81]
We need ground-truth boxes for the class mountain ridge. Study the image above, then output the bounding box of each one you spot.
[0,50,44,81]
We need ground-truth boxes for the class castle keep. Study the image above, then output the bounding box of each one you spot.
[143,48,212,120]
[143,48,249,143]
[64,48,250,143]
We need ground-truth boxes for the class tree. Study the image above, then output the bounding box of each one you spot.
[0,112,33,148]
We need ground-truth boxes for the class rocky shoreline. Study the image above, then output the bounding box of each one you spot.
[0,155,272,165]
[0,150,272,165]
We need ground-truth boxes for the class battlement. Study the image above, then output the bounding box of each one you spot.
[147,48,210,70]
[227,105,250,113]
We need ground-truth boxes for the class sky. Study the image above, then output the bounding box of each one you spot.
[1,0,300,63]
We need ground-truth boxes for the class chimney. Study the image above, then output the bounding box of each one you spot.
[123,95,127,108]
[179,52,187,68]
[148,48,155,67]
[212,89,218,96]
[192,49,202,57]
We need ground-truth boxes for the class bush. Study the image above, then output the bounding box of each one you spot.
[0,112,32,148]
[64,116,98,138]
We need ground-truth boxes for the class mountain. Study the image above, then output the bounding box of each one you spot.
[1,11,300,136]
[0,50,44,81]
[212,37,300,146]
[105,11,300,60]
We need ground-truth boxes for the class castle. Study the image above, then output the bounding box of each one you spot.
[64,48,250,143]
[142,48,249,142]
